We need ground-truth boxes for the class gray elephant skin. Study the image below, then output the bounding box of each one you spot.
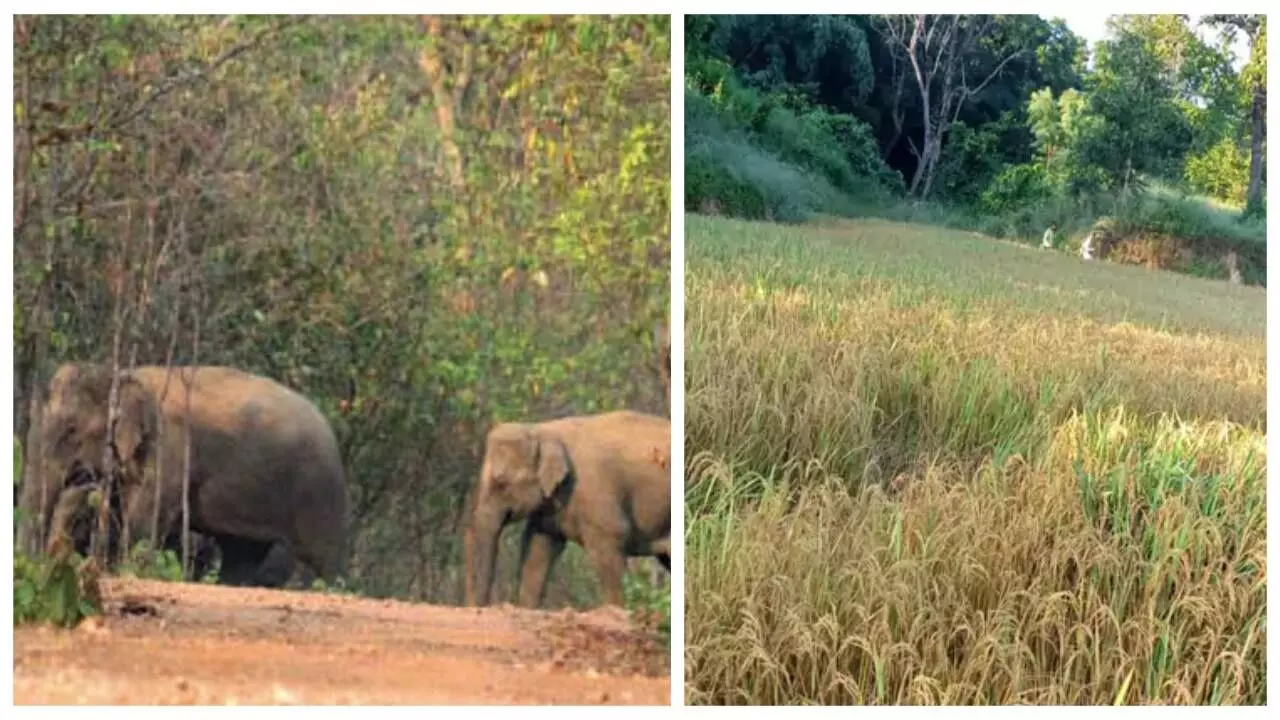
[462,410,671,608]
[19,363,348,587]
[44,482,224,580]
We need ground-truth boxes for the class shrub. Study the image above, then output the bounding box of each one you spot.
[980,163,1055,216]
[624,567,671,644]
[1184,137,1250,205]
[14,552,103,628]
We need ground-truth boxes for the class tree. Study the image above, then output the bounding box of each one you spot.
[702,15,875,114]
[1203,14,1267,213]
[878,15,1027,199]
[1080,17,1196,190]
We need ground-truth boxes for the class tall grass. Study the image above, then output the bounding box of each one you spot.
[684,214,1266,705]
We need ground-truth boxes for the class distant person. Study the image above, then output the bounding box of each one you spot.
[1081,231,1096,261]
[1041,223,1057,249]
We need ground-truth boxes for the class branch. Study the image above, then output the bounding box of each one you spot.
[905,17,928,93]
[959,47,1027,104]
[107,16,304,132]
[923,14,940,50]
[929,16,959,81]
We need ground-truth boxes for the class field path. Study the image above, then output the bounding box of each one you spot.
[13,577,669,705]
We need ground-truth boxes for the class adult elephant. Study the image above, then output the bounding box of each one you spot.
[44,482,224,581]
[462,410,671,608]
[19,363,348,587]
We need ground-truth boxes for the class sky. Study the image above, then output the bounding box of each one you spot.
[1053,13,1251,71]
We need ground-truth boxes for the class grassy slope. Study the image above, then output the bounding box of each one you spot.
[684,213,1265,705]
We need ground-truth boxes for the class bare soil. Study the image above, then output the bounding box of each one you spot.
[13,577,670,705]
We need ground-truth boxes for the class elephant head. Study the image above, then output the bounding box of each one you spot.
[19,364,157,558]
[463,423,572,607]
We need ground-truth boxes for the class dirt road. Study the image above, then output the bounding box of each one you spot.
[13,577,670,705]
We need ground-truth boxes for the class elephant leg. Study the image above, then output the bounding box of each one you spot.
[584,538,627,607]
[190,535,220,582]
[289,564,318,590]
[517,525,565,609]
[650,555,670,587]
[254,542,296,588]
[215,536,275,587]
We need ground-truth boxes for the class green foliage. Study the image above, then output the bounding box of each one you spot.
[1081,18,1202,185]
[930,121,1009,204]
[116,540,189,583]
[683,14,1264,285]
[685,145,769,220]
[686,89,849,223]
[14,552,103,628]
[14,15,670,606]
[1112,184,1266,266]
[980,163,1054,215]
[698,15,875,113]
[1184,137,1250,203]
[1027,87,1099,185]
[684,34,898,223]
[623,567,671,643]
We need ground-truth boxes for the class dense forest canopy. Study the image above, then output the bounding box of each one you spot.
[686,14,1266,283]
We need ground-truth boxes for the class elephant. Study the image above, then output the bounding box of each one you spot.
[462,410,671,609]
[18,363,349,588]
[44,483,222,580]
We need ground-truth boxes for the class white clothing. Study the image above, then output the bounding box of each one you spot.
[1081,232,1095,260]
[1041,228,1055,248]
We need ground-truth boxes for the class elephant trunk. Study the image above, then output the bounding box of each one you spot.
[45,483,97,557]
[467,508,505,607]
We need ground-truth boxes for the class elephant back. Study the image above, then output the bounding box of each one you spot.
[131,366,339,451]
[553,410,670,498]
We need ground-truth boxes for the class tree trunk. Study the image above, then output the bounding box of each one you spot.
[908,123,934,196]
[419,17,471,189]
[1246,84,1265,211]
[919,133,945,201]
[18,401,48,557]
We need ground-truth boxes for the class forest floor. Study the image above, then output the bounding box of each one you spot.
[13,577,670,705]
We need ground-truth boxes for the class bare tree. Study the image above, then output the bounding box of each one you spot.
[879,15,1025,199]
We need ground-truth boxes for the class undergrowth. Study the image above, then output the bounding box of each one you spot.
[13,551,104,629]
[625,565,672,645]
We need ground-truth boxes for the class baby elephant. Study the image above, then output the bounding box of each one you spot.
[462,410,671,609]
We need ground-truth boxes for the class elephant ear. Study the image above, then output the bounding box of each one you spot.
[111,375,155,471]
[533,434,571,499]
